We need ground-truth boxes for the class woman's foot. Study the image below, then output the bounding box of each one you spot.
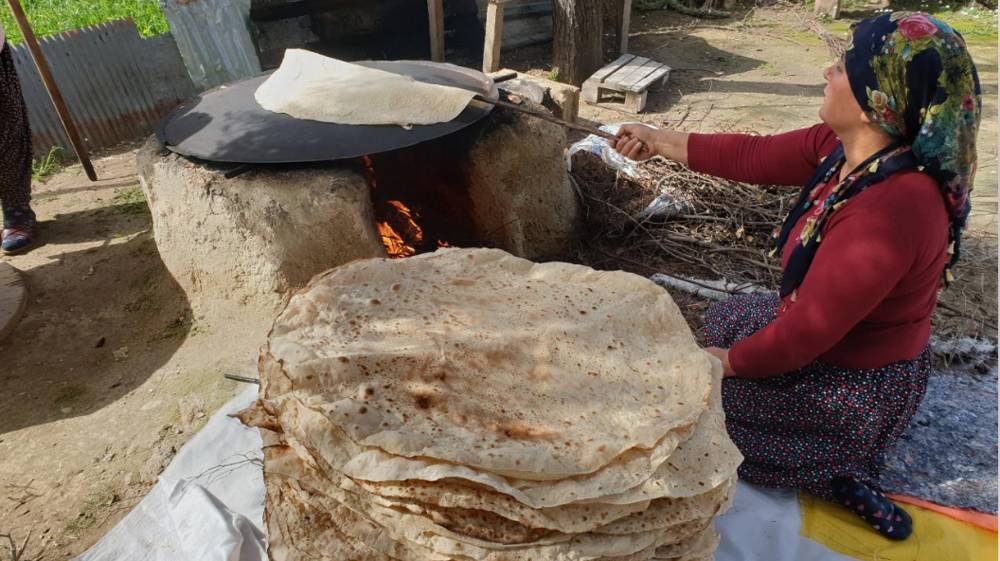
[831,476,912,540]
[2,207,37,254]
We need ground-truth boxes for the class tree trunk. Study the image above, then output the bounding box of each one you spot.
[552,0,603,86]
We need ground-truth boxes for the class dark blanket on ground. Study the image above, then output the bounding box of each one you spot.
[879,364,998,514]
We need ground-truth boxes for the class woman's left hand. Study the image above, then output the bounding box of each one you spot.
[705,347,735,377]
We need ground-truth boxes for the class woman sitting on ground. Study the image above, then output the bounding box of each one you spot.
[614,12,980,540]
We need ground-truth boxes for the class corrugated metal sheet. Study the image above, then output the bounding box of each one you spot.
[11,19,196,156]
[161,0,261,90]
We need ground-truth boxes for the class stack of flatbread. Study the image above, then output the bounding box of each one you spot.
[239,248,742,561]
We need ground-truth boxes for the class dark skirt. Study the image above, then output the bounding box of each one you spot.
[0,42,33,211]
[703,292,929,499]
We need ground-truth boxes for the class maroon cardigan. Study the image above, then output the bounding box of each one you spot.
[687,124,949,378]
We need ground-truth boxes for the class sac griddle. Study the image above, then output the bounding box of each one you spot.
[157,61,498,164]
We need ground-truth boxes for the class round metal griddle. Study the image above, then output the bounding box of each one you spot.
[158,61,497,164]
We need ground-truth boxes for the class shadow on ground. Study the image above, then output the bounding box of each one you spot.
[0,219,192,433]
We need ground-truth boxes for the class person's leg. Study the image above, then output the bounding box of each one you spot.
[702,291,780,348]
[828,476,913,540]
[0,42,36,254]
[723,356,928,541]
[816,354,929,540]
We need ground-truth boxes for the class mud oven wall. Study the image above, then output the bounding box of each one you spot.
[137,107,580,315]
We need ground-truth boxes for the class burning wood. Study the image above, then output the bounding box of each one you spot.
[365,154,458,258]
[377,200,423,258]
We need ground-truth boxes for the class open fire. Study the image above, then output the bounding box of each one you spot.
[362,154,468,259]
[377,200,422,258]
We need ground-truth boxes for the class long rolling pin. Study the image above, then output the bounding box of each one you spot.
[472,93,618,142]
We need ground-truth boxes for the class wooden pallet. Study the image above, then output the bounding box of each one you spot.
[582,54,670,113]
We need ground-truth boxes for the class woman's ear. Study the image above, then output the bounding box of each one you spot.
[859,110,873,125]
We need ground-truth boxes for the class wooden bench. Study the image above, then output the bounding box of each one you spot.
[581,54,670,113]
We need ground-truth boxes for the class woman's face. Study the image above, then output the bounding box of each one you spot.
[819,59,866,131]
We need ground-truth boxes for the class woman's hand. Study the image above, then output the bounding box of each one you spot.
[613,124,690,165]
[613,124,660,161]
[705,346,736,377]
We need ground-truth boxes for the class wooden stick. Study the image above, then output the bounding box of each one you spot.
[6,0,97,181]
[473,94,619,141]
[483,0,505,73]
[224,373,260,385]
[491,70,518,83]
[427,0,445,62]
[620,0,633,55]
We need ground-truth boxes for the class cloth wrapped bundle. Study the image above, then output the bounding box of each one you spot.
[238,248,742,561]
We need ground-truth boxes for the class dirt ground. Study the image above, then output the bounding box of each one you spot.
[0,4,996,560]
[0,148,271,557]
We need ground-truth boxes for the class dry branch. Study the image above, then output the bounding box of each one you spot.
[570,151,998,350]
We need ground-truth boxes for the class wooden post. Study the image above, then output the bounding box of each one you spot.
[813,0,840,19]
[6,0,97,181]
[427,0,445,62]
[482,0,505,73]
[620,0,632,55]
[552,0,603,87]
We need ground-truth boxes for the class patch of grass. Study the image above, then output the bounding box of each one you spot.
[112,185,149,215]
[829,1,996,40]
[0,1,169,45]
[31,145,65,182]
[155,312,205,341]
[548,67,560,81]
[53,383,87,408]
[759,61,783,76]
[824,19,853,35]
[785,29,827,47]
[64,490,120,536]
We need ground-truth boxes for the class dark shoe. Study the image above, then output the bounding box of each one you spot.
[2,207,37,254]
[831,476,913,540]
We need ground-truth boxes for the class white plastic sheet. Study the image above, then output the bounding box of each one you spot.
[566,123,695,222]
[566,122,648,179]
[74,387,853,561]
[74,387,265,561]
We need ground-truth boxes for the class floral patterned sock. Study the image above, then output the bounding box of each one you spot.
[831,476,912,540]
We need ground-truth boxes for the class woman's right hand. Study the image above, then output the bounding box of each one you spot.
[613,124,690,165]
[613,124,661,161]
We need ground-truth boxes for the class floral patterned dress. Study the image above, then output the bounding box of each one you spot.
[703,292,929,498]
[0,40,33,211]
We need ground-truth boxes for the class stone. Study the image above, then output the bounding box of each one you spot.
[137,137,386,316]
[137,106,579,317]
[813,0,840,19]
[461,108,580,259]
[490,69,581,121]
[178,393,207,432]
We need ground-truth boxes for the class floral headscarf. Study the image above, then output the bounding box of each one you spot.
[844,11,982,282]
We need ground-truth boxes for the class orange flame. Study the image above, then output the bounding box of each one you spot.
[365,156,450,258]
[378,200,422,258]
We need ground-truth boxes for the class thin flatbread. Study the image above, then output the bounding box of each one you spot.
[255,49,477,127]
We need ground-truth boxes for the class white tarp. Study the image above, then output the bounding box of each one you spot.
[74,387,853,561]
